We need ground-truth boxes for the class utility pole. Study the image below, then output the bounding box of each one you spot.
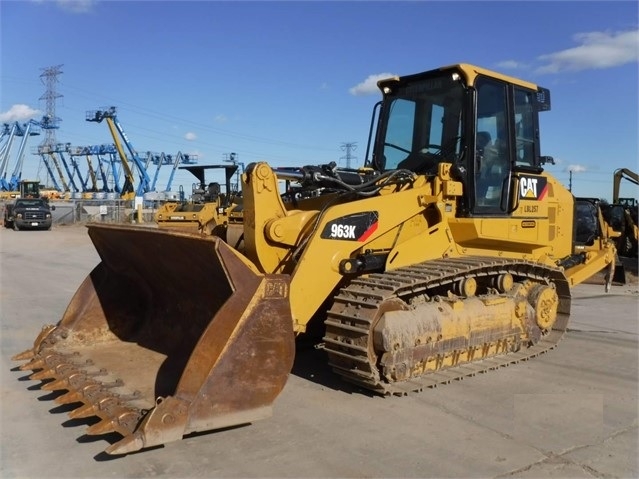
[340,142,357,169]
[569,170,572,192]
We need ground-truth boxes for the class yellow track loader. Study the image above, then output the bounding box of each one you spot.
[14,63,617,455]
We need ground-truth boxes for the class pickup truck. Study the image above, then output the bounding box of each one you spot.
[3,198,55,231]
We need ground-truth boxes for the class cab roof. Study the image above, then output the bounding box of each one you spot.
[377,63,538,92]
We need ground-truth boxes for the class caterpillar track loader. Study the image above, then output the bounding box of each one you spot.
[14,63,617,455]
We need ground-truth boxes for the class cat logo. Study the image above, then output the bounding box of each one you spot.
[519,175,548,201]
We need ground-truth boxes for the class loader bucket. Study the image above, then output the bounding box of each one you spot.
[13,224,295,455]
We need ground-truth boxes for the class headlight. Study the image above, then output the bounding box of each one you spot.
[16,213,22,219]
[46,213,51,218]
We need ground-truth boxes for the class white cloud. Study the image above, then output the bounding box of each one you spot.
[566,164,588,173]
[184,132,197,141]
[214,114,228,123]
[56,0,95,13]
[0,104,41,123]
[31,0,96,13]
[537,29,639,74]
[496,60,529,71]
[349,72,396,96]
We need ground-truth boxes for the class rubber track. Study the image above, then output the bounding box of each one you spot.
[323,256,571,396]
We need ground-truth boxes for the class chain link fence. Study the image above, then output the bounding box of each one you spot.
[0,198,167,227]
[50,199,161,225]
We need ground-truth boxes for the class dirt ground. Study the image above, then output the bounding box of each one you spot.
[1,224,637,478]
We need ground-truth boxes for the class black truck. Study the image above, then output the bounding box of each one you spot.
[3,180,56,231]
[4,197,55,231]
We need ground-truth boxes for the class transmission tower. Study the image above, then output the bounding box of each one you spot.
[38,64,64,150]
[340,142,357,169]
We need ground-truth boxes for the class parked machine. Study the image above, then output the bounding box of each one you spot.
[601,168,638,257]
[154,164,239,235]
[14,64,617,455]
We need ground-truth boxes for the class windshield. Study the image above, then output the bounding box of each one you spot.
[374,72,466,173]
[16,199,46,208]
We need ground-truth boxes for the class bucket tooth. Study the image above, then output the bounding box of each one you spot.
[41,378,69,391]
[81,396,119,420]
[69,403,98,420]
[12,349,36,362]
[55,390,84,405]
[86,419,115,436]
[19,358,45,371]
[19,351,66,372]
[105,432,145,456]
[29,361,75,381]
[54,383,101,405]
[29,368,56,381]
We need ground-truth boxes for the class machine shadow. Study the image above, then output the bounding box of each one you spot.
[291,334,374,397]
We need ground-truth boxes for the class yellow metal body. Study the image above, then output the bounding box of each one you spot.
[237,162,613,333]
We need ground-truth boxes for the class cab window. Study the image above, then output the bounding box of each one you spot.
[514,88,537,167]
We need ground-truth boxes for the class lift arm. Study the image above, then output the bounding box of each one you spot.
[8,121,40,190]
[38,145,69,192]
[37,152,62,192]
[612,168,639,204]
[0,123,17,190]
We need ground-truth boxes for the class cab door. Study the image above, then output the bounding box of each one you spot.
[472,77,512,215]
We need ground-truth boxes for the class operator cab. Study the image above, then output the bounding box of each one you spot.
[370,64,551,216]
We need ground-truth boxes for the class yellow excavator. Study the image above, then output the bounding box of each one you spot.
[14,64,617,455]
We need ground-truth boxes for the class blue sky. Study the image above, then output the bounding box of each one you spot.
[1,0,638,200]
